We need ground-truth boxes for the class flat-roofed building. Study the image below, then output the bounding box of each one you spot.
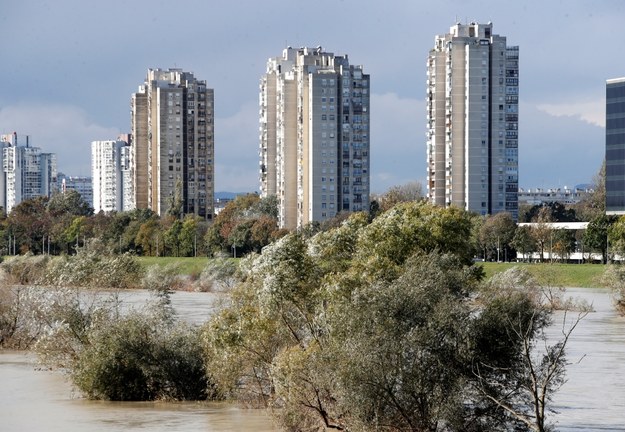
[427,22,519,219]
[260,47,370,229]
[131,68,214,219]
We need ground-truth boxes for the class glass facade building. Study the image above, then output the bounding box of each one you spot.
[606,78,625,214]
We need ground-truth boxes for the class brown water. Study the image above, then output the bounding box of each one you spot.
[0,350,277,431]
[1,287,624,431]
[0,289,277,432]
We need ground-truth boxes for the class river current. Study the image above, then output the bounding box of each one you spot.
[1,287,624,431]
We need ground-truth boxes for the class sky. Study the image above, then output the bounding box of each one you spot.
[1,0,624,194]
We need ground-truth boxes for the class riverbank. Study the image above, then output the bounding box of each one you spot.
[136,257,612,289]
[480,262,608,288]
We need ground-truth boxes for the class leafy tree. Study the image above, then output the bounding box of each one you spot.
[574,161,605,221]
[179,215,201,257]
[352,201,476,282]
[202,202,576,431]
[512,225,537,262]
[43,239,143,289]
[197,257,240,292]
[164,219,183,257]
[166,179,184,219]
[584,214,614,263]
[47,190,93,217]
[205,193,281,257]
[531,207,553,262]
[321,253,482,431]
[551,228,576,262]
[6,196,51,254]
[250,215,279,252]
[523,202,578,223]
[608,215,625,262]
[479,212,517,261]
[601,265,625,315]
[135,218,161,256]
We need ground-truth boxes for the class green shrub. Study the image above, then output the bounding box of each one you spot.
[72,312,216,401]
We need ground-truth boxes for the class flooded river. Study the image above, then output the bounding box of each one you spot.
[550,288,625,431]
[1,287,624,431]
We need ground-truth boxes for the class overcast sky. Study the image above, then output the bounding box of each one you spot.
[1,0,623,194]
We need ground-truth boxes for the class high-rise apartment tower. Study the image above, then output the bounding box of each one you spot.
[131,68,214,219]
[91,138,132,213]
[426,23,519,219]
[0,132,57,214]
[606,77,625,215]
[260,47,370,230]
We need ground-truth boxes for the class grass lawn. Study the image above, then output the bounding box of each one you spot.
[479,262,609,288]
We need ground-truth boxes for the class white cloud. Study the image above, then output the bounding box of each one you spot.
[536,99,605,128]
[0,103,120,176]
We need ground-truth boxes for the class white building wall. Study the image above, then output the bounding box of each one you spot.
[91,140,129,213]
[1,139,56,214]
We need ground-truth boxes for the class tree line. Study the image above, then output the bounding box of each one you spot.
[1,175,620,265]
[0,191,285,258]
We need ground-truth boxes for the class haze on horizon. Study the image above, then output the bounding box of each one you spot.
[1,0,623,194]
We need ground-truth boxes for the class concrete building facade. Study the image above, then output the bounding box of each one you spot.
[260,47,370,229]
[427,22,519,219]
[0,132,57,213]
[131,68,214,219]
[58,173,93,208]
[606,77,625,214]
[91,138,131,213]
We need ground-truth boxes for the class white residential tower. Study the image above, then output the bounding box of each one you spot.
[426,22,519,219]
[260,47,370,229]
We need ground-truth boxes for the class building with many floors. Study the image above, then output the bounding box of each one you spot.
[131,68,215,219]
[426,22,519,219]
[259,47,370,229]
[57,173,93,208]
[606,77,625,215]
[0,132,57,214]
[91,136,132,213]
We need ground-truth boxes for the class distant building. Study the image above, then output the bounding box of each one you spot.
[518,186,592,206]
[0,132,57,213]
[214,197,233,216]
[260,47,370,229]
[427,22,519,219]
[57,173,93,208]
[131,68,215,219]
[606,77,625,214]
[91,138,132,213]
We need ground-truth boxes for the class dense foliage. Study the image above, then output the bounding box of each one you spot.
[0,192,281,258]
[202,201,571,431]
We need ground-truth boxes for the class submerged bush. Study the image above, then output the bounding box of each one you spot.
[601,264,625,314]
[72,312,215,401]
